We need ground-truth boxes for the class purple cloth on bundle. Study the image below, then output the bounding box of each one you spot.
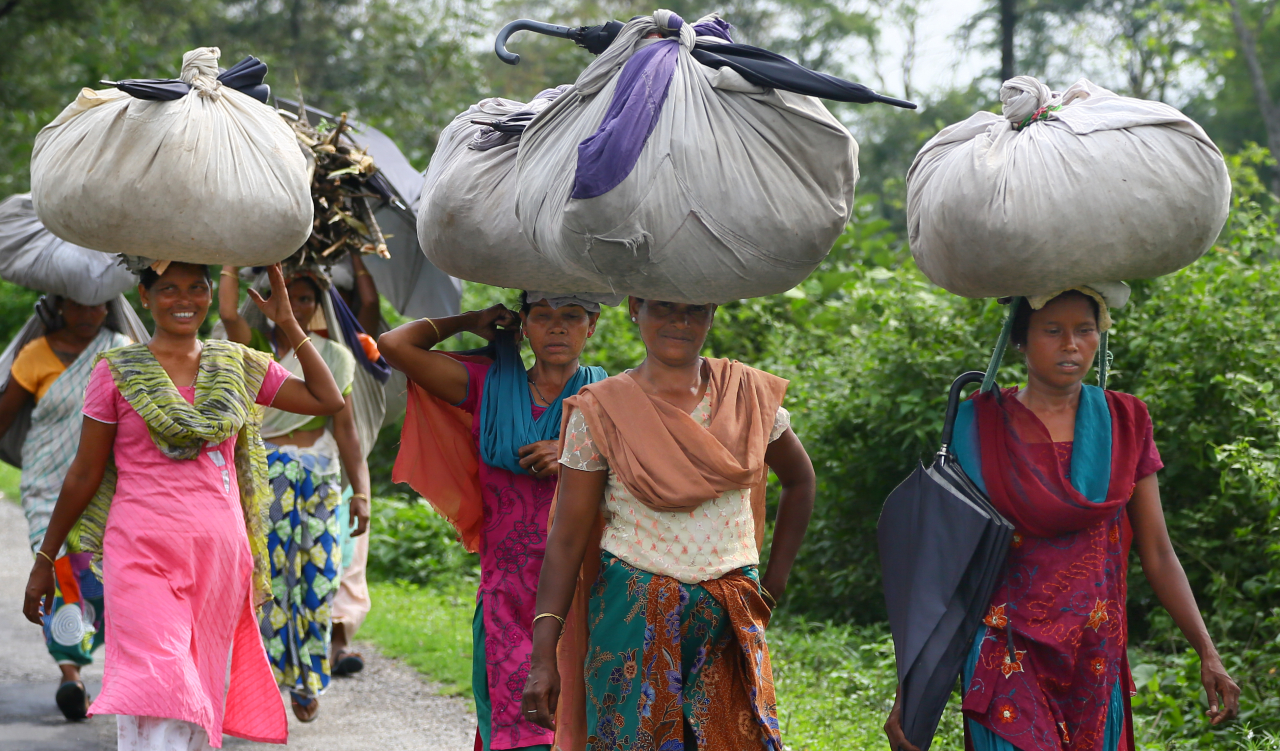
[570,38,681,200]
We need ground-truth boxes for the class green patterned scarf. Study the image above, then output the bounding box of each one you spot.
[78,340,275,606]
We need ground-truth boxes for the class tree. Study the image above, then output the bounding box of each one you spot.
[1223,0,1280,193]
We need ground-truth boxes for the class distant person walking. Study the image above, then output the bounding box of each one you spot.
[884,290,1240,751]
[23,262,345,749]
[219,264,371,722]
[0,296,131,719]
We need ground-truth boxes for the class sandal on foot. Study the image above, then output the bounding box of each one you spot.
[55,680,90,721]
[332,650,364,677]
[290,692,320,723]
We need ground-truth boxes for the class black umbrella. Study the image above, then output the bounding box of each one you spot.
[877,371,1015,751]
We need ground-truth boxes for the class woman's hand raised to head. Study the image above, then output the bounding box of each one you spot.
[248,265,297,328]
[471,304,521,341]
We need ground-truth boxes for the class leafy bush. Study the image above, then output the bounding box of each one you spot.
[367,493,479,586]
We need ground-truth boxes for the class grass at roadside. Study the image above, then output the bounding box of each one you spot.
[0,462,20,502]
[360,579,477,702]
[357,578,957,750]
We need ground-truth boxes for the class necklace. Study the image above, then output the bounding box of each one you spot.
[528,376,551,406]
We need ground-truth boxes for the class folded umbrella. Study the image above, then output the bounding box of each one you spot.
[877,371,1015,751]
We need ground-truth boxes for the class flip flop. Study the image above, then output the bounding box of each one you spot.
[332,650,364,677]
[55,680,90,721]
[290,692,320,723]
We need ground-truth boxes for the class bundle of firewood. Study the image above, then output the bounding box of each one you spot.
[287,107,390,268]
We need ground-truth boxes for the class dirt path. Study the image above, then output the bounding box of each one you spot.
[0,498,475,751]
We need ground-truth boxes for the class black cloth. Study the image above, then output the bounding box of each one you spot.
[876,372,1013,751]
[112,56,271,103]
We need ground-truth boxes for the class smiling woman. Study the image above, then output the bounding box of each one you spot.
[21,261,345,751]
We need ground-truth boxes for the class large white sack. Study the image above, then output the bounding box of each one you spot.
[31,47,312,266]
[907,77,1230,299]
[0,194,137,305]
[416,87,608,293]
[515,12,859,303]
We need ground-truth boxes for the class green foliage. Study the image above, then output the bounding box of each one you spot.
[0,280,40,343]
[770,619,964,750]
[367,493,480,587]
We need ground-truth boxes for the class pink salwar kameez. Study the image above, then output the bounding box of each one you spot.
[81,359,291,748]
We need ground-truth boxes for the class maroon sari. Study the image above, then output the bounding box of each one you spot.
[960,387,1162,751]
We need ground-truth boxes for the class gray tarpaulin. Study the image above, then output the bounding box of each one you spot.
[0,194,139,305]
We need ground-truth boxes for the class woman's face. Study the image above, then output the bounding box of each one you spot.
[60,299,109,340]
[1020,295,1100,390]
[521,301,597,367]
[630,298,715,367]
[287,278,320,331]
[139,264,211,337]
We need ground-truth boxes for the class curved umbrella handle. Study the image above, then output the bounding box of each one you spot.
[495,20,575,65]
[940,371,986,452]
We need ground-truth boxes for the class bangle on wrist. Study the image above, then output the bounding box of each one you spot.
[533,612,566,635]
[35,550,56,567]
[422,317,442,340]
[293,336,312,356]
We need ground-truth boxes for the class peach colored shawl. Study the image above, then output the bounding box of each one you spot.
[550,358,787,751]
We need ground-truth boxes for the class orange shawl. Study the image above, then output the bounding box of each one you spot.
[391,354,491,553]
[550,358,788,751]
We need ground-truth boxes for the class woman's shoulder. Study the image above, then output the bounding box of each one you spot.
[15,335,51,357]
[1101,388,1151,414]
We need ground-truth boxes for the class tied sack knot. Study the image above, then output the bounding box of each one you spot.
[653,9,696,49]
[1001,75,1058,129]
[181,46,223,100]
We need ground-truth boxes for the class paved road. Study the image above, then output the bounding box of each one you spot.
[0,498,475,750]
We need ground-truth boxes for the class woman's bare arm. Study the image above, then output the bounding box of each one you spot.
[218,266,252,345]
[521,464,609,730]
[1129,472,1240,724]
[252,265,345,416]
[331,394,371,536]
[378,305,517,405]
[0,377,33,438]
[23,417,116,623]
[760,427,815,603]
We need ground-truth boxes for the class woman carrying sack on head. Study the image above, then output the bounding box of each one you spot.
[520,298,817,751]
[218,265,371,722]
[379,292,608,751]
[22,262,346,749]
[0,296,132,720]
[884,290,1240,751]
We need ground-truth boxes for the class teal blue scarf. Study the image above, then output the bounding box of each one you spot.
[479,331,607,475]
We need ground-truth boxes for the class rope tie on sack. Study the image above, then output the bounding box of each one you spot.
[181,47,223,100]
[652,9,696,49]
[1000,75,1060,131]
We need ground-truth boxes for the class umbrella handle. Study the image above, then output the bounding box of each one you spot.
[495,19,576,65]
[940,371,986,453]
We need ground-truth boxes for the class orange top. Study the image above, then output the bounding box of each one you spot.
[10,337,66,400]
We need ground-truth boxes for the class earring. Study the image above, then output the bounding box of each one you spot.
[142,303,149,309]
[631,316,637,322]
